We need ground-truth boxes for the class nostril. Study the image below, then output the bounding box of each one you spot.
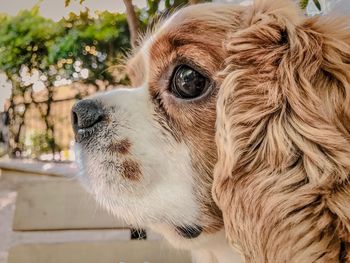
[72,111,78,127]
[71,99,104,135]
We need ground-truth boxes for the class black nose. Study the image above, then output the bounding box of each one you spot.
[71,99,104,135]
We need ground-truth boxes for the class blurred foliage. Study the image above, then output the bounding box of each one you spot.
[50,10,131,86]
[0,6,131,93]
[0,7,61,75]
[65,0,85,7]
[0,6,131,157]
[30,131,61,157]
[300,0,321,10]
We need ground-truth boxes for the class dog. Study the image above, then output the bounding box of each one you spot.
[71,0,350,262]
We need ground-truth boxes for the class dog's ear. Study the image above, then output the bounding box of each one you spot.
[213,0,350,260]
[214,0,301,191]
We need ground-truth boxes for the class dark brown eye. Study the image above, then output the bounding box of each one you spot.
[171,65,209,99]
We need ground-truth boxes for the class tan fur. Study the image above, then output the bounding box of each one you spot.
[213,0,350,262]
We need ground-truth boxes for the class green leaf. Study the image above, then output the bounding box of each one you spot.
[299,0,309,9]
[147,0,161,17]
[65,0,85,7]
[165,0,171,9]
[313,0,321,11]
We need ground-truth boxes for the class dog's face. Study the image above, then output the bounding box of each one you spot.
[72,3,244,248]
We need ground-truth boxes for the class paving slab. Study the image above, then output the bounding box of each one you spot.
[13,179,128,231]
[0,172,132,263]
[8,241,191,263]
[0,160,168,263]
[0,159,77,177]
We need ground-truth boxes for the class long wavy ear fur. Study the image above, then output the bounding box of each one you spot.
[213,0,350,262]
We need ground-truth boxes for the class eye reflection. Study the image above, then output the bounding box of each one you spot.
[171,65,209,99]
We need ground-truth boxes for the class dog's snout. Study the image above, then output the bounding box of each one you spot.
[71,99,104,135]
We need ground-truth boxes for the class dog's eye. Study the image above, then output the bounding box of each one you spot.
[171,65,209,99]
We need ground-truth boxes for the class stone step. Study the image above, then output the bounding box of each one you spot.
[0,159,77,178]
[13,179,127,231]
[8,241,191,263]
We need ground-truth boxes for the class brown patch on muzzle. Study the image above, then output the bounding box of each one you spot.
[122,159,141,181]
[108,139,132,155]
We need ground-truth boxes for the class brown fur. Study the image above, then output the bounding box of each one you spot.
[108,139,132,155]
[122,159,141,181]
[213,0,350,262]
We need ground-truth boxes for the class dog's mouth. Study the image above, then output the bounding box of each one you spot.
[175,225,203,239]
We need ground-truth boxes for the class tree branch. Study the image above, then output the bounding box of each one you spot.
[123,0,140,48]
[188,0,201,4]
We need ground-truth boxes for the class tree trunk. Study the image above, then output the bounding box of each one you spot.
[123,0,140,48]
[188,0,201,4]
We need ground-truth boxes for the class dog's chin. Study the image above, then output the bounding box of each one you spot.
[75,144,207,244]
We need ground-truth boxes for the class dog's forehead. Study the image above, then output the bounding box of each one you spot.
[149,3,245,65]
[127,3,244,87]
[158,3,243,34]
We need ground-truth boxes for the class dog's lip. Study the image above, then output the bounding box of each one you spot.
[175,225,203,239]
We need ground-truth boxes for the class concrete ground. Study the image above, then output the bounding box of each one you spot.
[0,172,134,263]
